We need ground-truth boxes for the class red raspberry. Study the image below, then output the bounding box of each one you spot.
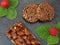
[1,0,10,8]
[50,27,58,36]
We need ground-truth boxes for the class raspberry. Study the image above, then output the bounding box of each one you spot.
[1,0,10,8]
[50,27,58,36]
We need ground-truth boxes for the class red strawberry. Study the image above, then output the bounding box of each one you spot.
[1,0,10,8]
[50,27,58,36]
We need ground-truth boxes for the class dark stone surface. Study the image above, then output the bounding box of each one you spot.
[0,0,60,45]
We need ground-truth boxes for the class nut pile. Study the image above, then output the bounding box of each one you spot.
[23,2,54,23]
[6,22,41,45]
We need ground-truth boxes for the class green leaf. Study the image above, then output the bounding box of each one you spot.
[0,7,7,17]
[6,7,17,20]
[54,22,60,30]
[54,22,60,42]
[47,36,59,45]
[54,22,60,36]
[35,25,50,40]
[9,0,19,8]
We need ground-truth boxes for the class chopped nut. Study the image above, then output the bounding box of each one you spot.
[31,41,35,44]
[14,27,17,30]
[22,36,27,39]
[24,29,30,35]
[6,22,41,45]
[25,39,31,45]
[17,31,24,36]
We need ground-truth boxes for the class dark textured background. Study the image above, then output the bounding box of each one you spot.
[0,0,60,45]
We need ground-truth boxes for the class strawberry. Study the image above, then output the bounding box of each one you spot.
[1,0,10,8]
[50,27,58,36]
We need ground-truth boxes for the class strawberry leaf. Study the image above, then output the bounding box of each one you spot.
[0,7,7,17]
[35,25,50,40]
[6,7,17,20]
[9,0,19,8]
[47,36,59,45]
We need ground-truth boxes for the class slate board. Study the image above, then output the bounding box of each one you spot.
[0,0,60,45]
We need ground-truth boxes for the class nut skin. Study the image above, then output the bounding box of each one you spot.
[25,39,31,45]
[24,29,30,35]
